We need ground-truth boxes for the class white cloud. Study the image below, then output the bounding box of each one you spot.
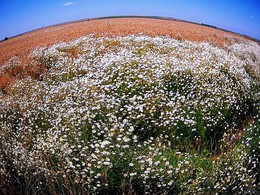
[63,2,76,6]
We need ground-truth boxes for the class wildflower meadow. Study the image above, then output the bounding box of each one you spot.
[0,35,259,194]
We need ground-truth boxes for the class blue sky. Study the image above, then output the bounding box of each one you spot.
[0,0,260,40]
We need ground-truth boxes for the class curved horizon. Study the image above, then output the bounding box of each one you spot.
[1,15,259,42]
[0,0,260,40]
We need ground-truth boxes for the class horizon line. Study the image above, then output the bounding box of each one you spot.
[1,15,259,43]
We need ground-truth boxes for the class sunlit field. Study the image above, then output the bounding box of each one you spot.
[0,35,259,194]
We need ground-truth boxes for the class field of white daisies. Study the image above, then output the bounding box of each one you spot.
[0,35,259,194]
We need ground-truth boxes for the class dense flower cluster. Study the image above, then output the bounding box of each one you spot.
[0,35,259,194]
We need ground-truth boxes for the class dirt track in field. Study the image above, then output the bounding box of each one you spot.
[0,17,249,66]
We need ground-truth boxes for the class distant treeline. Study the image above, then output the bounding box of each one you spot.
[201,23,217,28]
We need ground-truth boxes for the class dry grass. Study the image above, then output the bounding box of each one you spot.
[0,18,249,66]
[0,18,254,92]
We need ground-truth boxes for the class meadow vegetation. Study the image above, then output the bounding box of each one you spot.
[0,35,259,194]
